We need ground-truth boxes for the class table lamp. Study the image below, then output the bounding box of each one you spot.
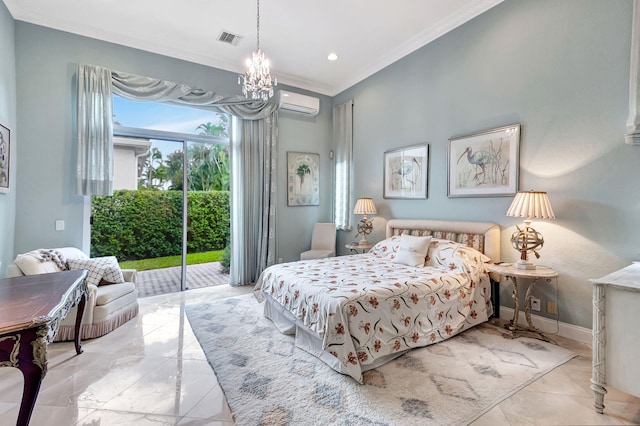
[505,190,555,269]
[353,197,377,244]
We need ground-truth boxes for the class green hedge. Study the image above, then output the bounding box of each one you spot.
[91,189,230,260]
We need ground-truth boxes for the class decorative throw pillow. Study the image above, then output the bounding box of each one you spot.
[392,235,432,267]
[14,252,61,275]
[67,256,124,286]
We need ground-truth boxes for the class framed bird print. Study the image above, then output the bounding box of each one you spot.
[447,124,520,198]
[383,144,429,199]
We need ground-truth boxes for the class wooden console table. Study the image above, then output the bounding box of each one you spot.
[0,270,88,426]
[589,263,640,414]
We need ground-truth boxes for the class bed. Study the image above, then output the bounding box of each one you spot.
[254,219,501,383]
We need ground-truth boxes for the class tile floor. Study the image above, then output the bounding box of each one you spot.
[1,285,639,426]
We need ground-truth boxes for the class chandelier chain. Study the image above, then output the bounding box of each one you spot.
[256,0,260,50]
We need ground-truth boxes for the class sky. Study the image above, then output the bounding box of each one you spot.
[113,95,227,156]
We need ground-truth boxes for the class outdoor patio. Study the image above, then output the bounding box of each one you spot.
[136,261,230,297]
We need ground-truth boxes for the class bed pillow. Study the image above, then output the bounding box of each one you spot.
[392,234,432,267]
[370,235,401,260]
[67,256,125,286]
[426,238,490,272]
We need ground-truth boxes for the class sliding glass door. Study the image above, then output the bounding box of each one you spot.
[90,96,231,296]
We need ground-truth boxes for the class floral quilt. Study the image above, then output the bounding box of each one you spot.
[254,237,493,383]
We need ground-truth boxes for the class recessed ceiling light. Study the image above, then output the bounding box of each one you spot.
[327,53,338,61]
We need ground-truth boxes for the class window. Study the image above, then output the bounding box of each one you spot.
[112,95,230,191]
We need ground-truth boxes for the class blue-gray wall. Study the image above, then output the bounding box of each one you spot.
[0,1,16,276]
[3,0,638,329]
[12,22,332,265]
[334,0,639,329]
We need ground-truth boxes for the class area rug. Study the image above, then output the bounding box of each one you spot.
[186,294,576,426]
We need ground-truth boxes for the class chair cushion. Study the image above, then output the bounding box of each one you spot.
[300,249,334,260]
[67,256,125,287]
[95,281,136,306]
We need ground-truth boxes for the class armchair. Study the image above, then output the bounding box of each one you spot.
[7,247,138,341]
[300,223,336,260]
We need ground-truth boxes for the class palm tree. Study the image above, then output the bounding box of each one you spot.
[139,147,168,189]
[196,115,229,138]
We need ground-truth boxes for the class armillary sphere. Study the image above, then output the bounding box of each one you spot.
[356,219,373,238]
[511,225,544,260]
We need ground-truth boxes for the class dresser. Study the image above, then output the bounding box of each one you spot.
[589,263,640,414]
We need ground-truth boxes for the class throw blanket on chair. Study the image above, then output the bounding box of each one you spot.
[37,249,69,271]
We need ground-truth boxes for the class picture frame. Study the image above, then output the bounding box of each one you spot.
[0,119,10,194]
[447,124,520,198]
[287,151,320,206]
[383,144,429,199]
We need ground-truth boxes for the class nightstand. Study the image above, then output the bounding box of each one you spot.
[345,242,373,254]
[486,263,559,343]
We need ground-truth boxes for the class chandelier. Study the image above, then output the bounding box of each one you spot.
[238,0,277,101]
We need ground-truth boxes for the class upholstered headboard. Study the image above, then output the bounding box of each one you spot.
[386,219,501,263]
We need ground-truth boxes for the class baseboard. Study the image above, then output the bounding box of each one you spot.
[499,306,592,345]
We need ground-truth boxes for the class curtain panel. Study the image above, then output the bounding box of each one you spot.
[76,64,280,285]
[229,114,278,285]
[333,100,354,230]
[76,64,114,196]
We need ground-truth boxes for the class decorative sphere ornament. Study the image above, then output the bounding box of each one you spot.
[510,225,544,261]
[356,220,373,238]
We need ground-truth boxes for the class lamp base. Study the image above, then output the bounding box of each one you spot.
[515,260,536,270]
[358,237,370,245]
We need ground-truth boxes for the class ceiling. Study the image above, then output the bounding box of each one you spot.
[2,0,504,96]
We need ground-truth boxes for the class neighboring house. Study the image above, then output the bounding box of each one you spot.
[112,136,151,190]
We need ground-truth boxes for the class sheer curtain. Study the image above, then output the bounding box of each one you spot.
[76,64,114,196]
[76,64,279,285]
[333,100,354,230]
[229,114,278,285]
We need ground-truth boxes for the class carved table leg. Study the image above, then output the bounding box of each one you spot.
[16,327,45,426]
[591,283,607,414]
[508,275,519,329]
[524,278,538,330]
[74,291,87,355]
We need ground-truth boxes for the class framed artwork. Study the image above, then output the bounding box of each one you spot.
[383,144,429,199]
[287,151,320,206]
[0,119,10,193]
[447,124,520,197]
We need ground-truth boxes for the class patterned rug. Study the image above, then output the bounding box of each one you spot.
[186,294,576,426]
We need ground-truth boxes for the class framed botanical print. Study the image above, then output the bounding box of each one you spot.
[383,144,429,199]
[287,151,320,206]
[447,124,520,197]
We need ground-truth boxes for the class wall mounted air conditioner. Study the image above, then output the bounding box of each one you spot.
[279,90,320,117]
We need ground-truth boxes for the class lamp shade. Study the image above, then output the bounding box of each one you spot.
[353,198,377,215]
[506,191,555,219]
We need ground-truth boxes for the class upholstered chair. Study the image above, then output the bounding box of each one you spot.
[7,247,138,341]
[300,223,336,260]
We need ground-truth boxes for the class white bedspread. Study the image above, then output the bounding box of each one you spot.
[254,238,493,383]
